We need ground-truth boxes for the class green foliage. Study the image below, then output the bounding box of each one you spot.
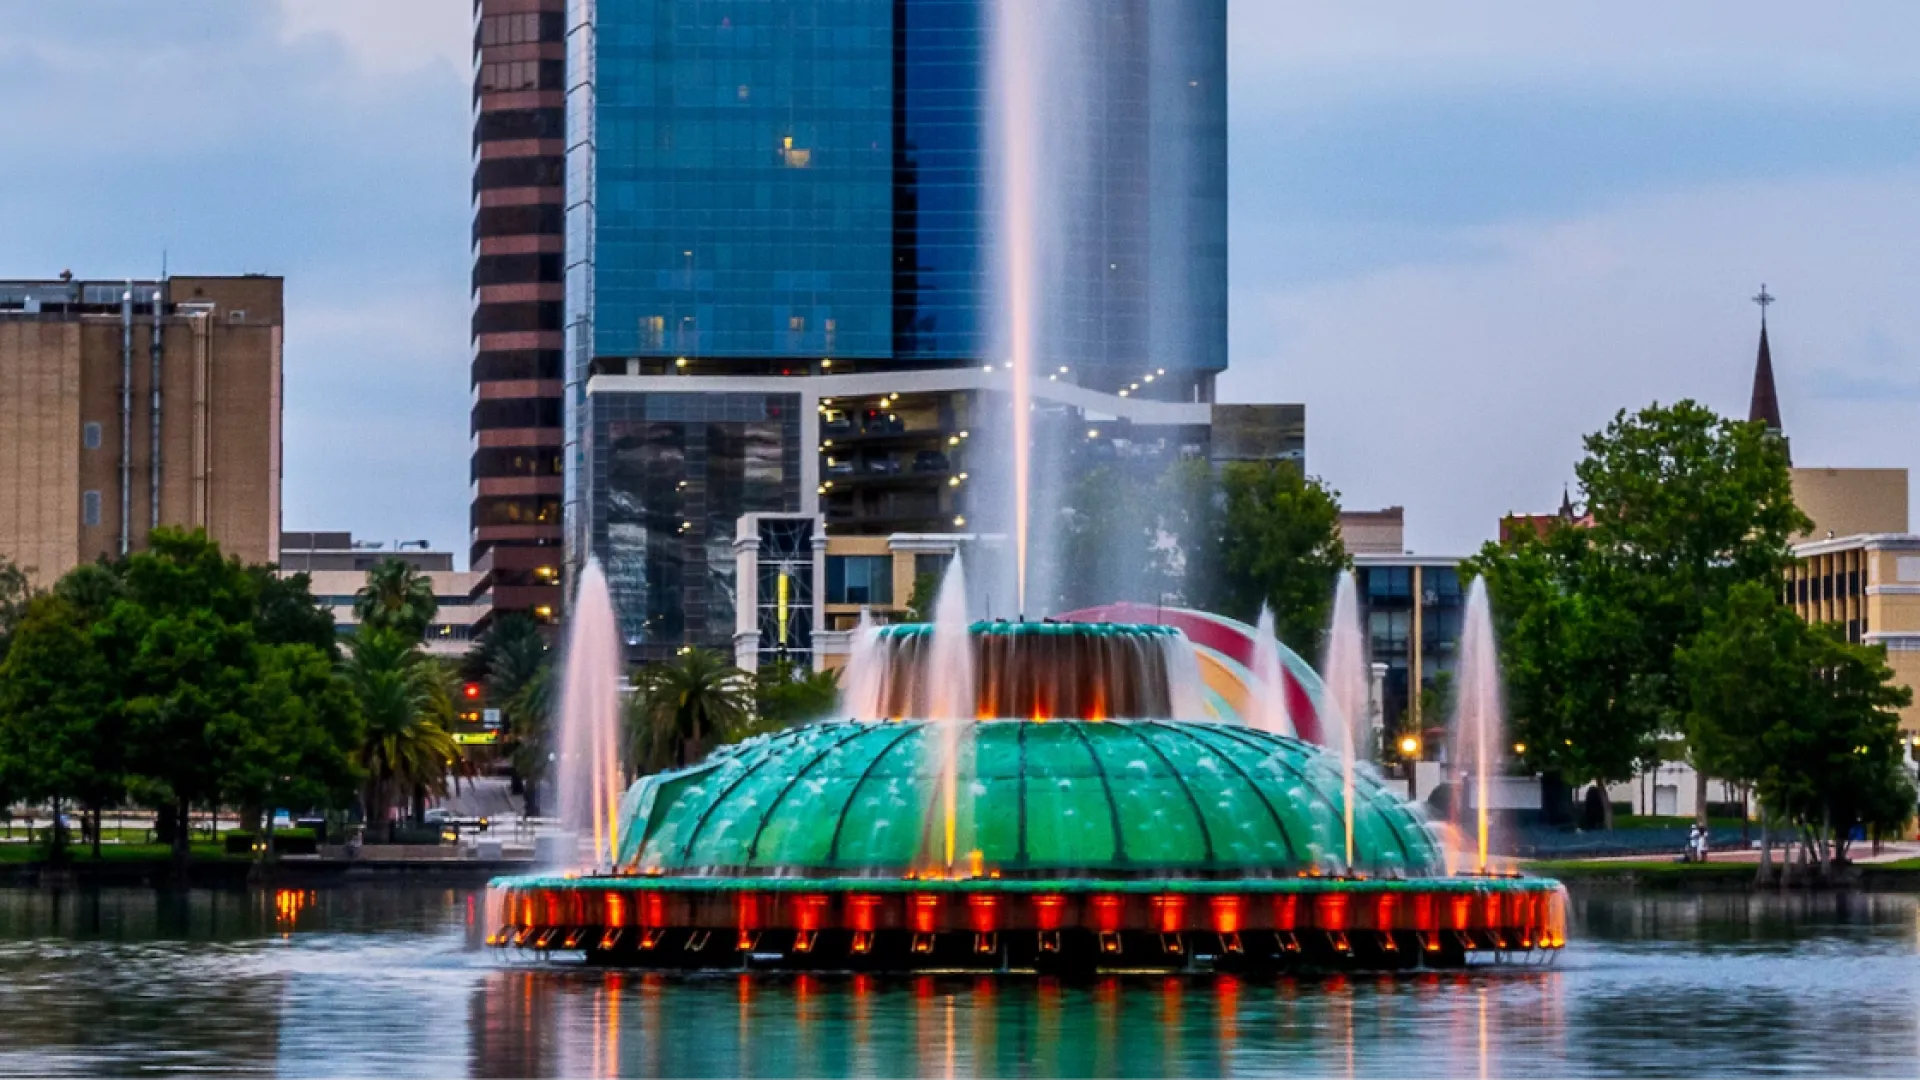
[0,557,35,664]
[342,629,460,835]
[253,568,337,654]
[753,659,841,733]
[1467,524,1658,788]
[1209,461,1348,658]
[469,614,554,815]
[1467,402,1807,794]
[0,595,120,861]
[353,559,438,640]
[629,649,752,773]
[106,529,264,865]
[904,573,940,621]
[505,664,555,815]
[0,529,363,866]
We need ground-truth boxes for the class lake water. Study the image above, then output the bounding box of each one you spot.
[0,886,1913,1077]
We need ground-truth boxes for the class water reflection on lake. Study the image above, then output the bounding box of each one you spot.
[0,887,1913,1077]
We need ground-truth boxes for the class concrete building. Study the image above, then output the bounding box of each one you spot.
[1339,507,1405,556]
[1789,534,1920,731]
[0,274,282,586]
[469,0,567,628]
[278,531,487,657]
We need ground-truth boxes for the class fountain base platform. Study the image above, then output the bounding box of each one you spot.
[484,874,1566,972]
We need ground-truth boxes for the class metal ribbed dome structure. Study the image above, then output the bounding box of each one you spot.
[488,622,1566,972]
[620,721,1442,877]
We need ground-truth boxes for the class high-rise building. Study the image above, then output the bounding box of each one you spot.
[562,0,1262,661]
[0,274,282,586]
[469,0,569,628]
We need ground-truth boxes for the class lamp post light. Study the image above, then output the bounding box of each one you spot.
[1397,734,1421,800]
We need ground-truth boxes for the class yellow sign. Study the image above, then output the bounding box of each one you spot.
[453,731,499,746]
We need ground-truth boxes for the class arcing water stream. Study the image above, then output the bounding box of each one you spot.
[1454,578,1505,874]
[1319,572,1368,871]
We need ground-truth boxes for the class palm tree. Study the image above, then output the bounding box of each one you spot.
[353,559,438,640]
[751,659,842,734]
[501,662,555,816]
[343,629,461,839]
[629,649,752,773]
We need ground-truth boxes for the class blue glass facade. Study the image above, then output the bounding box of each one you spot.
[591,0,899,363]
[571,0,1224,376]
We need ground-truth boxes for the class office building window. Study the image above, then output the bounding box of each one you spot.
[82,422,102,450]
[827,556,893,606]
[82,490,101,527]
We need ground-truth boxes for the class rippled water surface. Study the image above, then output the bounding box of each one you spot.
[0,887,1914,1076]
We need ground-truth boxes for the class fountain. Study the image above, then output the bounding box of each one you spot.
[486,0,1565,972]
[1251,605,1292,736]
[1454,579,1505,875]
[487,614,1566,970]
[552,560,626,869]
[1319,572,1368,872]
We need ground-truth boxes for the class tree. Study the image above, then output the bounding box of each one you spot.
[504,663,555,817]
[353,559,438,640]
[1678,581,1822,874]
[753,659,841,733]
[1208,461,1347,658]
[230,643,363,857]
[470,613,552,813]
[1466,401,1806,826]
[1577,401,1806,823]
[253,568,338,654]
[629,649,752,772]
[1052,465,1162,612]
[1467,524,1659,814]
[1761,630,1912,870]
[0,596,120,861]
[105,529,262,871]
[0,557,34,664]
[342,629,461,839]
[904,573,940,621]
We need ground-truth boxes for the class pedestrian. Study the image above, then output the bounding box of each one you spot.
[1685,822,1701,863]
[1697,823,1710,862]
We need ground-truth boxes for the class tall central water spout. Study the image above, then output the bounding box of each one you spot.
[992,0,1043,617]
[1320,573,1368,871]
[927,557,975,870]
[556,560,624,869]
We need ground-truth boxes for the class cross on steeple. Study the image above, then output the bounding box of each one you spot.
[1746,285,1786,461]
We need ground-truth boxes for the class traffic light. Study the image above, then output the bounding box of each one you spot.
[462,681,482,701]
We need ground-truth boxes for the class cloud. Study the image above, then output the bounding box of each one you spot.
[277,0,472,76]
[1221,170,1920,553]
[1,1,476,560]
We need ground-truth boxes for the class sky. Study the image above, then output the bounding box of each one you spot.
[8,2,1920,559]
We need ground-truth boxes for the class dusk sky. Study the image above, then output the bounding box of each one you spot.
[9,3,1920,560]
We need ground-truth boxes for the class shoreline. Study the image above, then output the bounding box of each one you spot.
[0,856,535,889]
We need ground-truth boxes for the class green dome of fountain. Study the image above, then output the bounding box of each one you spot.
[617,719,1445,877]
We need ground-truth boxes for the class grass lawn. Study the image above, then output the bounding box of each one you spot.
[1610,815,1750,832]
[1522,858,1756,878]
[0,841,236,864]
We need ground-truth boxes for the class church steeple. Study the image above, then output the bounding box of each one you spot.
[1748,284,1788,462]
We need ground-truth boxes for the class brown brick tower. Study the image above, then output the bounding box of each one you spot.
[469,0,568,627]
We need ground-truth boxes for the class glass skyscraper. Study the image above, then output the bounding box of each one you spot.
[564,0,1229,657]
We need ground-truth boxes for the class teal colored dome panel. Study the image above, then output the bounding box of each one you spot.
[623,721,1445,878]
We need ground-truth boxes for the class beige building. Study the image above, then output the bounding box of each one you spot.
[0,274,282,585]
[1791,468,1909,541]
[278,532,487,657]
[1790,533,1920,731]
